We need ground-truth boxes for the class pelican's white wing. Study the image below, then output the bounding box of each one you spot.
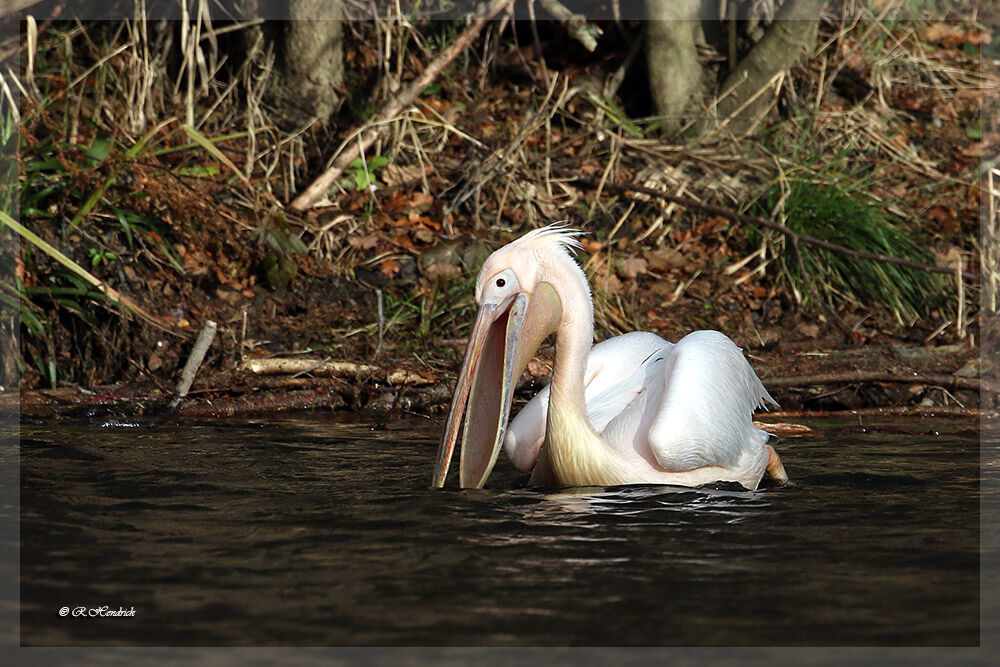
[641,330,776,472]
[504,331,668,472]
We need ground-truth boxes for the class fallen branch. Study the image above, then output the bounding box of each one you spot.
[169,319,217,408]
[246,357,377,377]
[763,370,999,394]
[536,0,602,52]
[765,406,994,419]
[289,0,516,212]
[175,389,344,417]
[243,358,432,385]
[575,179,974,280]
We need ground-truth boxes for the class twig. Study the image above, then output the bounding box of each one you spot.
[375,288,385,359]
[169,319,217,408]
[956,255,966,338]
[289,0,516,212]
[126,357,172,395]
[526,0,550,87]
[575,179,975,280]
[239,307,248,364]
[763,371,999,394]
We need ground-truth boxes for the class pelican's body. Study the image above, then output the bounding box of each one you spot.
[433,225,787,491]
[508,330,777,489]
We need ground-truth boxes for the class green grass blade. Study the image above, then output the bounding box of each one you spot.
[180,123,253,190]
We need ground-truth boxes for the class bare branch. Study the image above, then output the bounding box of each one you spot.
[536,0,602,52]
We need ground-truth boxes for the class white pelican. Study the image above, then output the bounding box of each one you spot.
[432,225,788,491]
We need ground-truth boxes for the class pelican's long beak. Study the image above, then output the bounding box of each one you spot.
[432,284,560,488]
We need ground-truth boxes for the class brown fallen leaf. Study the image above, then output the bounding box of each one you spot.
[923,22,963,45]
[619,256,648,279]
[526,357,550,379]
[379,258,400,277]
[961,142,983,158]
[349,234,380,250]
[407,191,434,213]
[796,322,821,339]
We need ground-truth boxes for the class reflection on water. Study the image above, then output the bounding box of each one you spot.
[17,415,982,646]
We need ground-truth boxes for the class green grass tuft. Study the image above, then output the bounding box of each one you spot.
[749,178,947,321]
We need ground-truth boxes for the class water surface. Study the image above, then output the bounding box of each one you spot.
[17,415,982,645]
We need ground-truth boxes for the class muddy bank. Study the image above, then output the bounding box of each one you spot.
[7,339,991,424]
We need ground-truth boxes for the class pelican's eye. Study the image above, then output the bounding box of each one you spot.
[482,269,519,304]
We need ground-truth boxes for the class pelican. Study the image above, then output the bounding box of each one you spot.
[432,225,787,491]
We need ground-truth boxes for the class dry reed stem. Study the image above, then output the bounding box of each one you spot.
[988,169,1000,314]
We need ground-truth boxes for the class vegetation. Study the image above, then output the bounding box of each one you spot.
[748,176,947,323]
[0,2,990,397]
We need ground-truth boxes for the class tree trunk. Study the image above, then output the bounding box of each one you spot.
[716,0,825,135]
[268,0,344,124]
[645,0,708,136]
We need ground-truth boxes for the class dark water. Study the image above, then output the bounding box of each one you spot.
[16,415,984,646]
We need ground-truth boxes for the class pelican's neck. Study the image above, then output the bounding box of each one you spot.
[547,256,594,419]
[536,255,622,487]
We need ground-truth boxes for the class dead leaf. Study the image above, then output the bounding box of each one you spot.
[923,22,963,45]
[618,257,648,279]
[967,31,991,46]
[926,206,953,226]
[387,369,434,385]
[348,234,379,250]
[593,272,622,296]
[381,164,428,188]
[379,258,400,277]
[407,191,434,213]
[961,142,983,158]
[383,190,410,212]
[643,247,686,270]
[526,357,550,379]
[147,353,163,372]
[422,261,461,281]
[932,100,958,120]
[696,216,728,236]
[533,192,560,218]
[796,322,821,339]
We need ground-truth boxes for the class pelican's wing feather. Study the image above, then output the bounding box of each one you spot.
[580,332,670,432]
[645,330,777,471]
[504,331,667,472]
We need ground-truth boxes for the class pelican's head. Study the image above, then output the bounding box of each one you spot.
[432,225,585,489]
